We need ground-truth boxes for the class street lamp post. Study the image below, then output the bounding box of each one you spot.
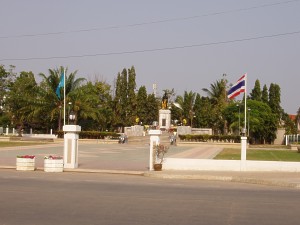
[69,110,76,125]
[68,102,72,124]
[189,110,195,128]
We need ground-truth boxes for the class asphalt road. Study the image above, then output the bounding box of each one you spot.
[0,170,299,225]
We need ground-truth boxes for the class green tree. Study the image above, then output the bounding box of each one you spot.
[39,66,85,130]
[113,67,138,130]
[202,76,227,134]
[113,72,123,129]
[171,95,183,125]
[250,79,262,101]
[127,66,137,125]
[6,71,39,134]
[268,83,282,123]
[282,112,297,135]
[193,93,202,128]
[183,91,196,127]
[202,78,226,106]
[0,65,10,98]
[73,80,112,131]
[171,91,197,127]
[261,84,269,104]
[136,86,148,125]
[146,93,159,125]
[120,68,128,125]
[223,103,242,134]
[247,100,277,144]
[224,100,277,143]
[0,65,14,128]
[198,96,214,128]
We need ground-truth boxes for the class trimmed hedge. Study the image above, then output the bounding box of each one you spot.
[56,131,120,139]
[178,134,241,143]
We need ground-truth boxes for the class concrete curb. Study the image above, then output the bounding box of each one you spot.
[0,166,144,176]
[230,177,300,189]
[62,168,144,176]
[1,166,299,189]
[144,172,300,189]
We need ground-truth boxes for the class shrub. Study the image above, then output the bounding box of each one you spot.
[55,131,120,139]
[178,134,241,143]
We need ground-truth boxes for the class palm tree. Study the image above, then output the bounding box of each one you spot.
[38,66,85,130]
[172,91,196,126]
[70,81,113,131]
[183,91,196,127]
[202,77,228,134]
[202,78,227,105]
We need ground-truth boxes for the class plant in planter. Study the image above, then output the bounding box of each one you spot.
[44,155,64,172]
[17,155,35,159]
[153,143,169,171]
[16,155,36,171]
[44,155,63,160]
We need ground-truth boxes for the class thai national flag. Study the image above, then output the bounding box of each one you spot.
[227,74,246,99]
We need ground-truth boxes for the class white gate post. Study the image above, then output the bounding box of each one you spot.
[240,136,248,171]
[149,130,162,171]
[63,125,81,169]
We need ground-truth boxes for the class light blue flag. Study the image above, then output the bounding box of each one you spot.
[56,72,64,99]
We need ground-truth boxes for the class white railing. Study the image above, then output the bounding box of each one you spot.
[285,134,300,145]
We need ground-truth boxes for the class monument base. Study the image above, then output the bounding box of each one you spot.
[159,109,171,130]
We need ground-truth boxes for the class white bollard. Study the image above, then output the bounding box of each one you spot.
[241,136,247,161]
[240,136,248,171]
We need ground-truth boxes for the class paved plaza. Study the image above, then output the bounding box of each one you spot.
[0,141,223,170]
[1,141,300,189]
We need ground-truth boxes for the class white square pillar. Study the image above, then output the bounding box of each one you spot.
[149,130,161,171]
[63,125,81,169]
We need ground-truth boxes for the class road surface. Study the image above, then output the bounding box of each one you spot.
[0,170,299,225]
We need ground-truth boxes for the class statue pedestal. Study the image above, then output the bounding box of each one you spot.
[63,125,81,169]
[159,109,171,130]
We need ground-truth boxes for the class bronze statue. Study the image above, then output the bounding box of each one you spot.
[161,92,168,109]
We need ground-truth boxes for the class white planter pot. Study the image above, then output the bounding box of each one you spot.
[44,159,64,172]
[16,158,35,171]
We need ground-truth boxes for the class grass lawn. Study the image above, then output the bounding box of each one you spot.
[215,148,300,162]
[0,142,50,147]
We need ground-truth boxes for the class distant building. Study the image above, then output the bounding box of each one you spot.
[288,114,300,132]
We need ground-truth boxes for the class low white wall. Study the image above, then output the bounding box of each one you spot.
[22,134,57,139]
[164,158,300,172]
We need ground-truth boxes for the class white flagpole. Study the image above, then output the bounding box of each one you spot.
[241,73,248,163]
[63,68,66,126]
[244,73,247,133]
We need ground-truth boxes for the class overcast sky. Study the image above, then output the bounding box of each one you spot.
[1,0,299,114]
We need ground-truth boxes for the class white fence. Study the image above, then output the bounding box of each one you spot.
[285,134,300,145]
[0,127,57,139]
[164,158,300,172]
